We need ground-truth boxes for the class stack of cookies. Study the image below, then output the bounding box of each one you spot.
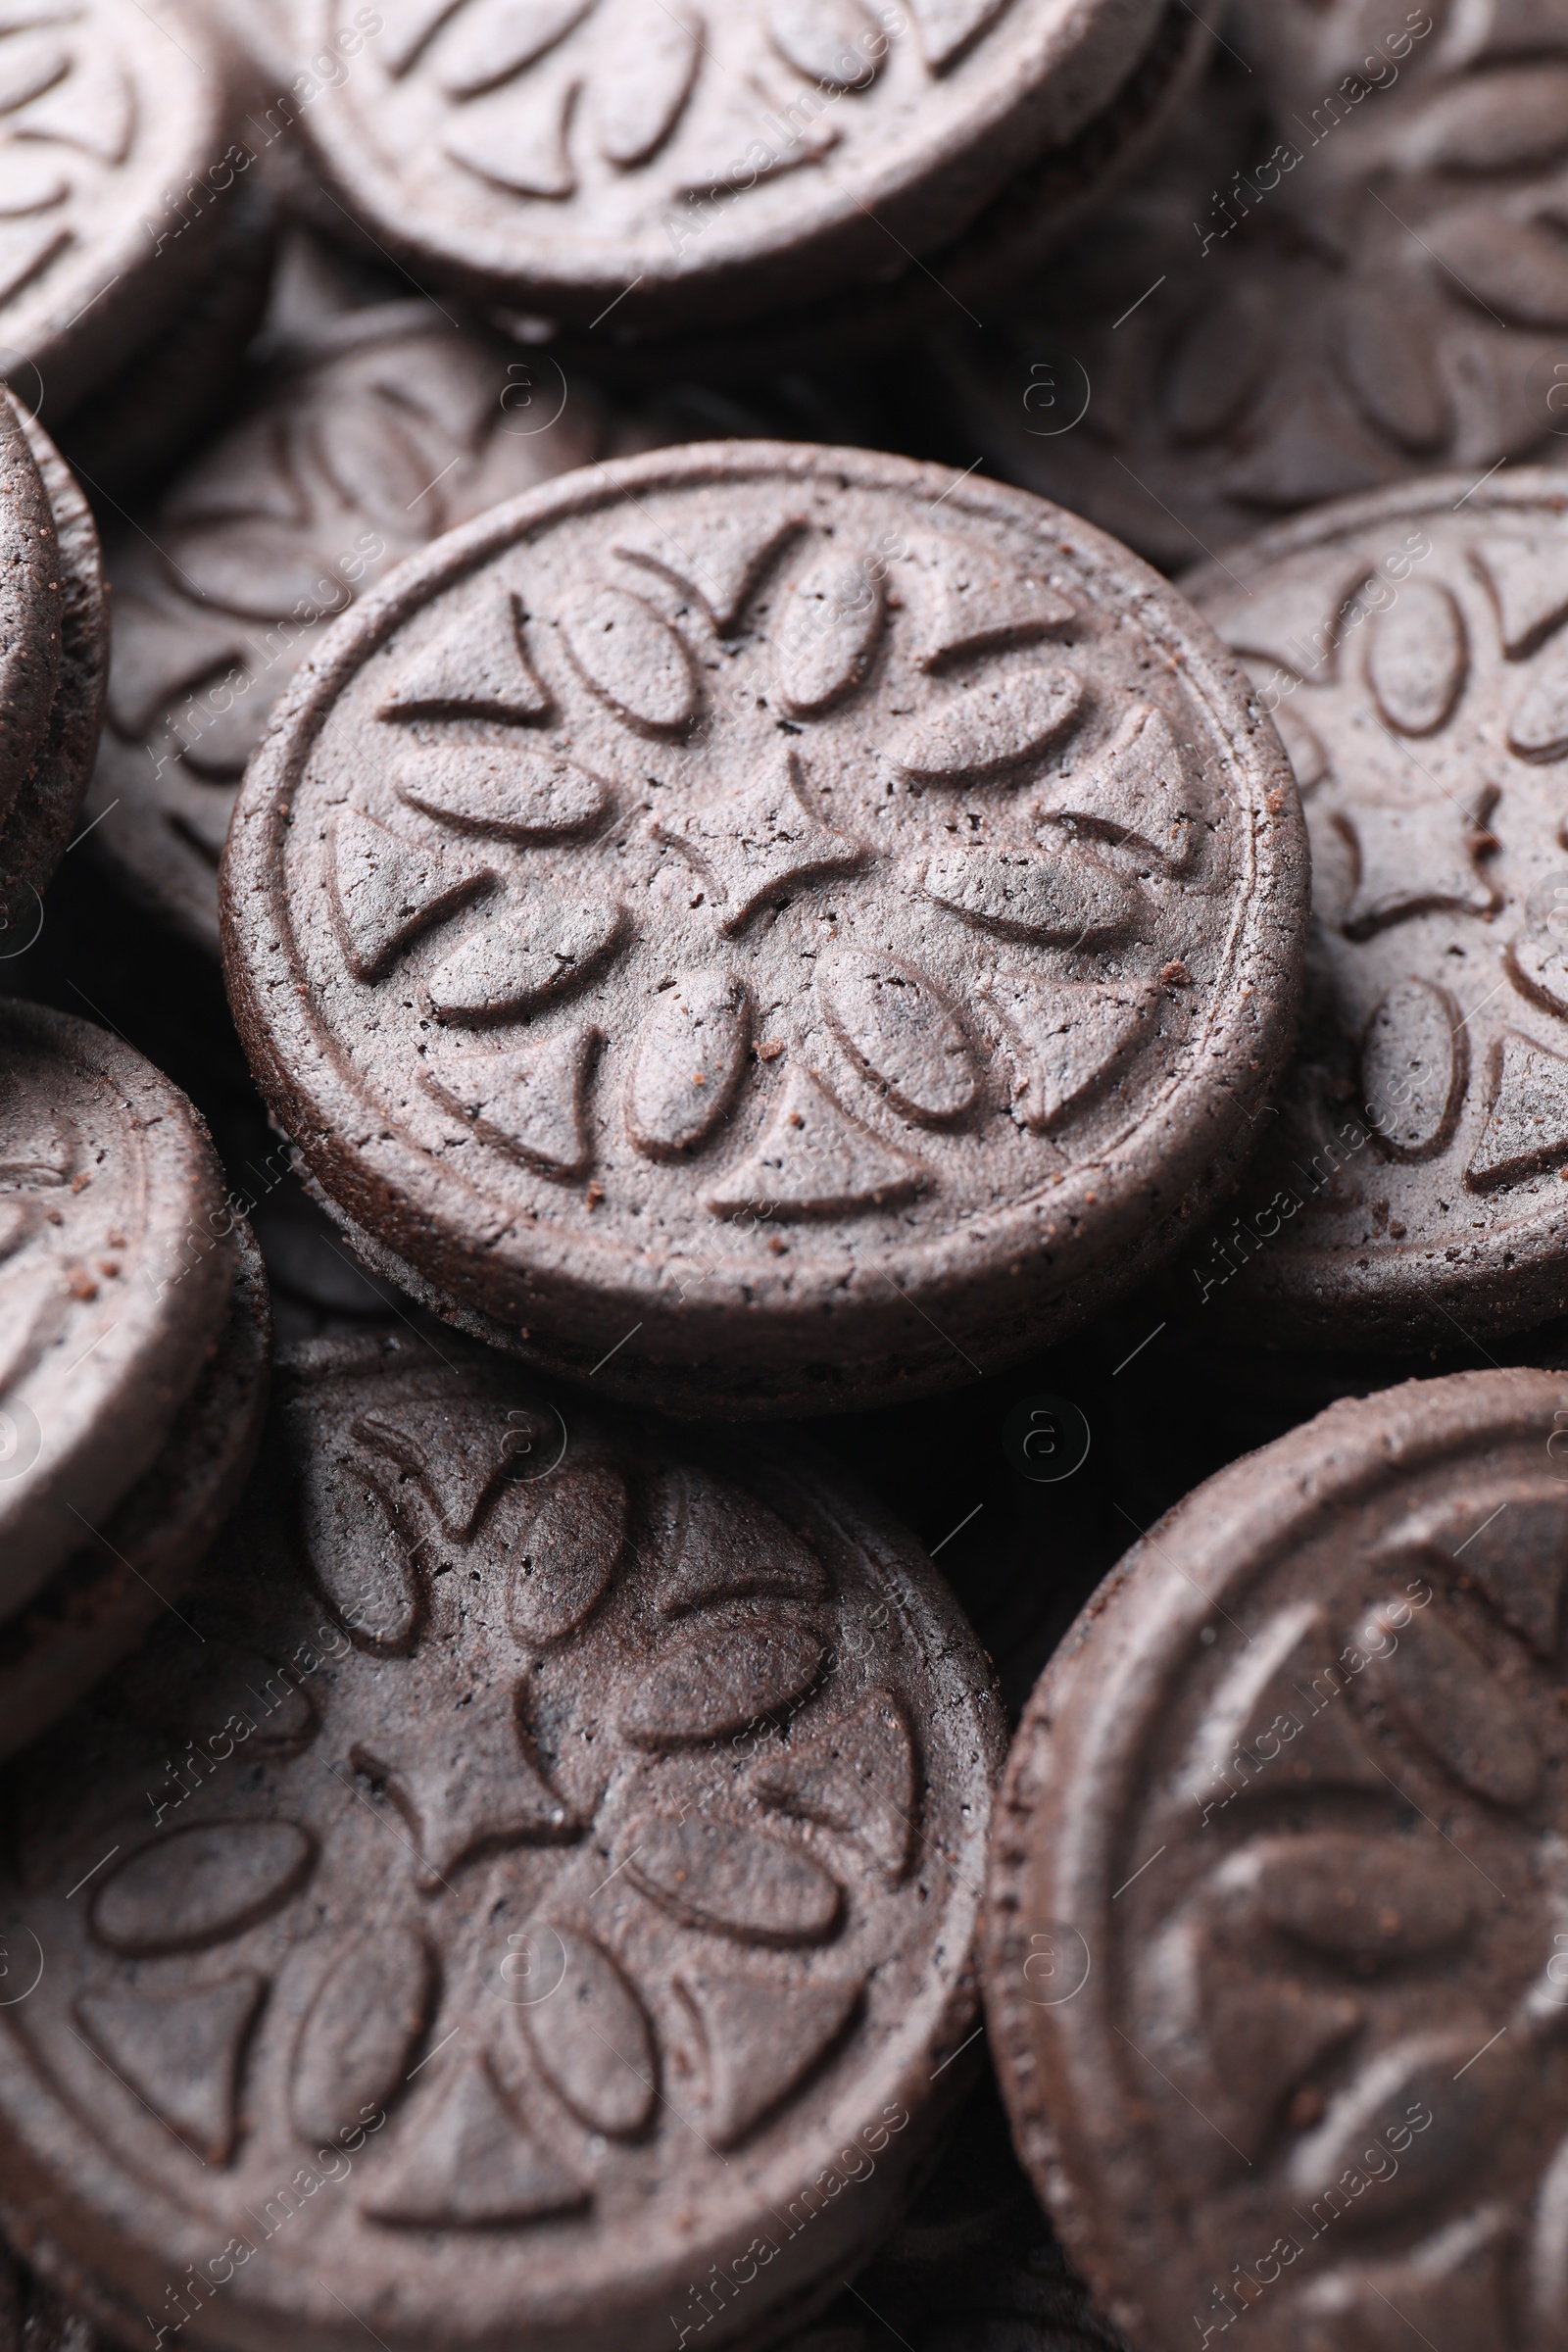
[2,5,1567,2350]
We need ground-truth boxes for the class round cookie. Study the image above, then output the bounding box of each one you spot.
[0,408,107,950]
[0,398,62,883]
[84,282,613,954]
[1179,471,1568,1348]
[0,0,243,427]
[928,13,1568,569]
[0,1000,239,1615]
[221,440,1308,1418]
[295,0,1168,335]
[987,1365,1568,2352]
[0,1215,270,1763]
[0,1328,1004,2352]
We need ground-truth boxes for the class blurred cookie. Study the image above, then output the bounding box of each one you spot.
[989,1365,1568,2352]
[296,0,1173,337]
[221,441,1306,1417]
[1184,470,1568,1349]
[930,15,1568,567]
[0,1329,1002,2352]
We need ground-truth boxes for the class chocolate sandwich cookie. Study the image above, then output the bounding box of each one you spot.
[0,1215,270,1762]
[0,1000,248,1631]
[929,11,1568,570]
[988,1366,1568,2352]
[0,0,244,429]
[0,408,108,953]
[296,0,1169,337]
[84,274,612,954]
[1179,471,1568,1348]
[0,1329,1004,2352]
[221,441,1307,1417]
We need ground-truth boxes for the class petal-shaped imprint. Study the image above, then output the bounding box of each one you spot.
[1333,274,1450,455]
[445,71,581,198]
[755,1688,916,1882]
[768,0,882,87]
[1220,1832,1474,1961]
[1207,556,1372,684]
[1369,1599,1541,1806]
[613,509,804,633]
[1166,283,1276,443]
[352,1392,554,1538]
[1038,704,1199,871]
[922,845,1137,945]
[774,554,884,716]
[1335,798,1497,938]
[983,974,1157,1135]
[438,0,593,96]
[905,535,1074,669]
[520,1928,655,2134]
[626,973,752,1158]
[819,950,977,1126]
[1508,932,1568,1019]
[92,1823,315,1956]
[1466,1029,1568,1188]
[382,0,469,75]
[398,747,606,840]
[368,2054,589,2225]
[1299,2209,1514,2352]
[1426,209,1568,331]
[1510,634,1568,760]
[329,808,493,984]
[291,1927,435,2144]
[423,888,627,1025]
[1399,65,1568,172]
[892,666,1084,786]
[507,1462,626,1642]
[296,1451,419,1652]
[679,1965,862,2144]
[594,0,703,164]
[1290,2034,1521,2227]
[1472,529,1568,660]
[707,1065,928,1221]
[380,593,552,725]
[1361,978,1466,1160]
[558,582,696,733]
[1176,1601,1383,1821]
[653,1467,828,1615]
[1377,1486,1568,1658]
[1367,582,1468,736]
[424,1024,602,1177]
[627,1818,842,1945]
[76,1975,266,2167]
[619,1615,826,1743]
[905,0,1011,70]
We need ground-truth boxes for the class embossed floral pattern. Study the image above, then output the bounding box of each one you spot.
[0,1339,999,2343]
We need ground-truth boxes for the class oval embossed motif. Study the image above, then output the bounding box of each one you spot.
[768,0,881,86]
[819,950,977,1125]
[291,1925,435,2142]
[1369,1602,1541,1808]
[509,1463,627,1642]
[626,1817,842,1945]
[626,973,752,1159]
[921,846,1137,944]
[520,1927,656,2134]
[595,0,703,166]
[397,747,608,842]
[774,555,884,717]
[1241,1832,1474,1961]
[424,890,627,1026]
[1361,977,1465,1160]
[619,1617,826,1744]
[893,667,1085,786]
[1367,582,1468,736]
[93,1822,316,1956]
[558,583,697,734]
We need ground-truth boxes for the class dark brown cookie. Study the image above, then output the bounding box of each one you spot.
[1177,470,1568,1348]
[928,12,1568,569]
[0,399,61,880]
[988,1365,1568,2352]
[0,1000,239,1619]
[0,1214,270,1763]
[83,264,614,954]
[220,440,1307,1417]
[296,0,1168,335]
[0,1328,1003,2352]
[0,0,245,427]
[0,410,107,951]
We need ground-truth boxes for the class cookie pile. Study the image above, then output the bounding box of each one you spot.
[3,4,1568,2349]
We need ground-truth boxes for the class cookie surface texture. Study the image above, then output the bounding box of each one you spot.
[987,1365,1568,2352]
[221,441,1306,1415]
[1186,470,1568,1346]
[0,1330,1003,2352]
